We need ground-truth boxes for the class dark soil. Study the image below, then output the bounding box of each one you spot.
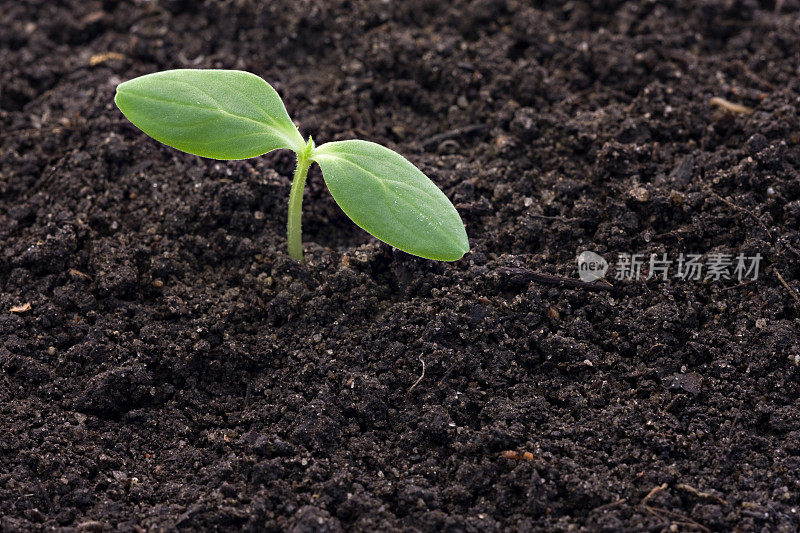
[2,0,800,531]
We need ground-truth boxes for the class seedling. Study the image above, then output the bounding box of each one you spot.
[114,69,469,262]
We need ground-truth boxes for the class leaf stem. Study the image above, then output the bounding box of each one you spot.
[287,137,314,261]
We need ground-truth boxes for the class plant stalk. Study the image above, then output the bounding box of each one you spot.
[287,138,314,261]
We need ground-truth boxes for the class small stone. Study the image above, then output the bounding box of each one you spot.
[25,509,45,523]
[669,154,695,186]
[494,134,517,152]
[746,133,768,155]
[510,107,539,141]
[667,372,702,395]
[629,186,649,202]
[288,505,342,532]
[220,483,237,498]
[77,521,105,532]
[74,364,153,417]
[253,434,293,457]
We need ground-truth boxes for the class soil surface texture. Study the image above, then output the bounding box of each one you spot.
[2,0,800,531]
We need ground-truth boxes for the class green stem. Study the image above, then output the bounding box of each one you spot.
[287,138,314,261]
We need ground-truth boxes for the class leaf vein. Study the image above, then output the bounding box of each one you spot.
[121,88,298,151]
[320,155,463,247]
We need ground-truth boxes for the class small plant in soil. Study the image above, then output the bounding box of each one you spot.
[115,69,469,262]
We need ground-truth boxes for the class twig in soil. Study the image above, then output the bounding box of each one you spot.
[243,382,252,410]
[705,186,772,240]
[498,267,614,292]
[437,362,457,385]
[31,150,76,194]
[69,268,92,281]
[662,393,685,414]
[420,124,490,150]
[727,412,741,442]
[646,343,666,355]
[709,97,753,114]
[774,268,800,304]
[704,186,800,307]
[731,60,776,91]
[89,52,125,66]
[642,483,668,506]
[642,483,710,533]
[405,355,426,399]
[35,481,53,513]
[0,126,61,140]
[783,241,800,260]
[719,279,757,292]
[592,498,627,513]
[676,483,728,505]
[528,213,578,223]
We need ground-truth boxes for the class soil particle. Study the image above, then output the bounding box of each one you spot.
[289,505,343,533]
[73,364,153,417]
[668,371,703,396]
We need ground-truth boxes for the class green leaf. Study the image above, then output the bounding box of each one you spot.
[115,69,305,159]
[313,140,469,261]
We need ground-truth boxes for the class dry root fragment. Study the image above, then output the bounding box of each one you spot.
[497,450,535,461]
[642,483,711,533]
[9,302,31,314]
[774,268,800,304]
[709,97,753,114]
[404,355,426,399]
[89,52,125,66]
[676,483,728,505]
[69,268,92,280]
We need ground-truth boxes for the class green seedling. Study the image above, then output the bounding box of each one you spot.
[114,69,469,262]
